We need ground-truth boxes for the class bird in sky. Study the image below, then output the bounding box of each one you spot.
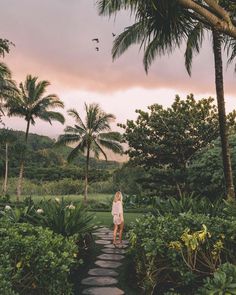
[92,38,99,43]
[95,47,99,51]
[112,33,116,37]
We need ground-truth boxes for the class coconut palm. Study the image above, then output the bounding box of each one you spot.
[57,103,123,202]
[0,39,17,124]
[5,75,65,200]
[0,129,16,195]
[98,0,236,200]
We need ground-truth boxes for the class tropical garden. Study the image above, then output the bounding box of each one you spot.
[1,0,236,294]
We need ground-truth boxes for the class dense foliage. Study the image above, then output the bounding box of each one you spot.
[128,207,236,294]
[0,220,77,295]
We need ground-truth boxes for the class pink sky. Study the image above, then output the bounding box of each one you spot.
[1,0,236,139]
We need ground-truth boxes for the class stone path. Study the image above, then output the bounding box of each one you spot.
[81,227,129,295]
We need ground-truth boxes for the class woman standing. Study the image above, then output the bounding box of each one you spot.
[111,191,124,246]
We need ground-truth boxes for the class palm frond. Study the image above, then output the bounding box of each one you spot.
[225,36,236,71]
[92,140,108,160]
[38,111,65,125]
[97,137,123,154]
[99,131,123,142]
[68,108,86,130]
[57,133,82,146]
[185,22,204,76]
[67,139,86,163]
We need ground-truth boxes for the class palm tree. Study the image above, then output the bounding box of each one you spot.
[0,129,16,195]
[57,103,123,202]
[97,0,236,200]
[5,75,65,200]
[0,38,17,124]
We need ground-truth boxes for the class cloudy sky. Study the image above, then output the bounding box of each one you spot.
[1,0,236,140]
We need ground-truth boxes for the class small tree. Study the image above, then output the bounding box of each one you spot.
[120,94,236,196]
[58,103,123,202]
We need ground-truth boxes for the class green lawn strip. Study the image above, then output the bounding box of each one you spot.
[9,193,112,203]
[91,211,143,227]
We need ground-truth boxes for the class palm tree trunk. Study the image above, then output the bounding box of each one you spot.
[212,29,235,200]
[3,142,8,195]
[84,147,90,204]
[16,120,30,201]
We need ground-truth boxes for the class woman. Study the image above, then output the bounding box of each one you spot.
[111,191,124,246]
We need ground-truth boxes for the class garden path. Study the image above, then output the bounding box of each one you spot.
[81,227,129,295]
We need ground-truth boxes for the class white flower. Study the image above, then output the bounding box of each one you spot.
[4,205,11,211]
[36,208,44,214]
[55,197,60,203]
[67,203,75,210]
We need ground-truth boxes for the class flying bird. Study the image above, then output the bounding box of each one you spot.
[112,33,116,37]
[95,47,99,51]
[92,38,99,43]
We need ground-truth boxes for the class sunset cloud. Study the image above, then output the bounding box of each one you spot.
[1,0,236,142]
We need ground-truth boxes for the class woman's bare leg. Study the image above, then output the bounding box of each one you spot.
[113,224,118,244]
[119,222,124,243]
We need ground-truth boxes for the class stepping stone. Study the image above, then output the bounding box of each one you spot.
[101,248,126,254]
[82,276,118,286]
[93,233,113,237]
[95,260,122,269]
[82,287,124,295]
[97,236,113,240]
[104,244,128,249]
[95,240,111,245]
[95,228,112,234]
[97,254,125,261]
[88,268,118,277]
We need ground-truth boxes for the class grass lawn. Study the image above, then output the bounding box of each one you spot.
[11,193,112,203]
[91,211,143,227]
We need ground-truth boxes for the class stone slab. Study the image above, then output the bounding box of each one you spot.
[94,260,122,269]
[101,248,126,255]
[95,240,111,245]
[104,244,128,249]
[82,287,124,295]
[97,254,125,261]
[81,276,117,286]
[88,268,118,277]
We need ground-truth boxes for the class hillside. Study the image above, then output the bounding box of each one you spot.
[0,129,122,181]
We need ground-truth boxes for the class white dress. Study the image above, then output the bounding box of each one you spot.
[111,201,124,225]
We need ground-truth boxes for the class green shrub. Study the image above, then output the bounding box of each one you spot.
[32,198,95,238]
[152,195,225,217]
[0,254,18,295]
[128,213,236,294]
[198,263,236,295]
[0,220,77,295]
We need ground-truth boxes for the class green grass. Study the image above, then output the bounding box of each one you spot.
[91,211,143,227]
[10,193,112,203]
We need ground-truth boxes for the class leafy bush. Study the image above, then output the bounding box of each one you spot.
[31,198,95,238]
[1,199,95,240]
[198,263,236,295]
[0,220,77,295]
[152,195,225,217]
[0,254,18,295]
[128,213,236,294]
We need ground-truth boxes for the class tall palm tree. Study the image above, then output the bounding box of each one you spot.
[5,75,65,200]
[0,38,17,124]
[57,103,123,202]
[98,0,236,200]
[0,129,16,195]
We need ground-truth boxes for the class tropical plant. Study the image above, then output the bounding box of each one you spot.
[0,220,77,295]
[32,198,95,238]
[128,213,236,293]
[198,263,236,295]
[5,75,65,200]
[97,0,236,200]
[57,103,123,202]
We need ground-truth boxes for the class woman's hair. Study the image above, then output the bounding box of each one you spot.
[113,191,123,203]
